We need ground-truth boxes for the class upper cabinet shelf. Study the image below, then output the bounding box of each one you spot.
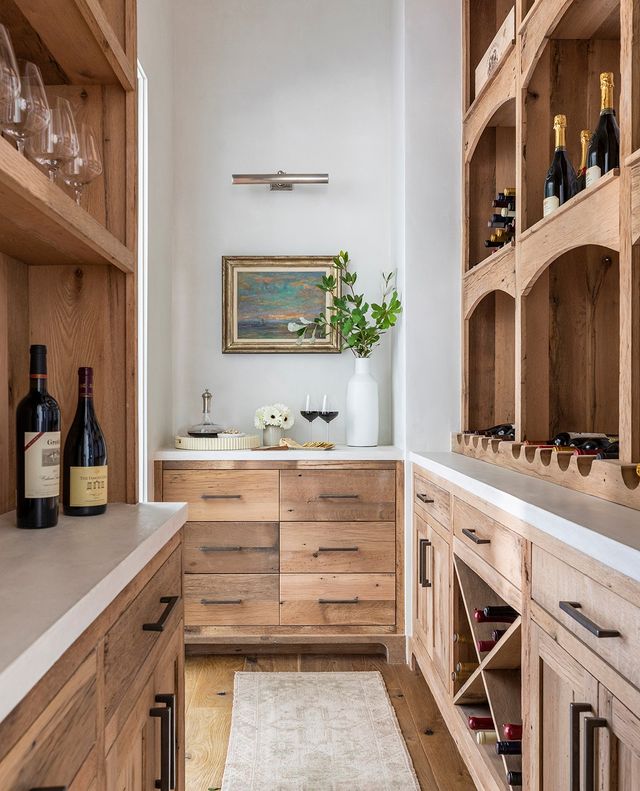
[4,0,134,90]
[0,138,134,272]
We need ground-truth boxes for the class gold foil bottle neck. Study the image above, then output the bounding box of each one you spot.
[600,71,614,88]
[553,114,567,129]
[580,129,592,143]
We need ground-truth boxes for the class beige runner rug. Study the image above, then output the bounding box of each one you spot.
[221,671,421,791]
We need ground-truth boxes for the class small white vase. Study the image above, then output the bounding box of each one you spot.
[346,357,379,447]
[263,426,284,446]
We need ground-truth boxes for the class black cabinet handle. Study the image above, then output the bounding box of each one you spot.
[318,597,359,604]
[419,538,432,588]
[155,694,176,790]
[559,601,621,638]
[462,528,491,545]
[416,493,435,504]
[318,493,360,499]
[150,705,171,791]
[199,545,243,552]
[201,598,242,605]
[201,494,242,500]
[583,716,607,791]
[317,546,359,552]
[143,596,179,632]
[570,702,591,791]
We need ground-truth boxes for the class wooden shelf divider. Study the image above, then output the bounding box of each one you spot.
[464,243,516,318]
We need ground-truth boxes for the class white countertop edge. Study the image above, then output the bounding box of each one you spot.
[0,502,187,723]
[155,445,404,461]
[410,451,640,584]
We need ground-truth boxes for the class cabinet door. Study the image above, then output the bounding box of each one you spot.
[527,623,599,790]
[598,686,640,791]
[429,522,450,688]
[154,622,186,791]
[414,513,432,654]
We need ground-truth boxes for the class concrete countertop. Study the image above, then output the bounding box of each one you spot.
[155,444,404,461]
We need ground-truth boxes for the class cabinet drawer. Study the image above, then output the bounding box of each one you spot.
[280,522,395,573]
[280,469,395,521]
[163,469,279,521]
[453,498,523,588]
[280,573,395,625]
[413,470,450,528]
[104,547,182,722]
[0,652,96,790]
[184,574,280,625]
[184,522,279,573]
[532,546,640,689]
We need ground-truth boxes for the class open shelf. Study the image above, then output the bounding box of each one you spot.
[463,242,515,318]
[465,0,516,109]
[465,290,515,432]
[2,0,134,90]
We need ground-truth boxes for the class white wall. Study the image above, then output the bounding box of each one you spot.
[170,0,397,443]
[137,0,175,489]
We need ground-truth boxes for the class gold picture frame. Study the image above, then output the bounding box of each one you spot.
[222,256,341,354]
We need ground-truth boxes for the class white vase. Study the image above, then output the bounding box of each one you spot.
[346,357,379,447]
[263,426,284,447]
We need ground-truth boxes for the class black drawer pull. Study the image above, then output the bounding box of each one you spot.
[416,493,435,504]
[143,595,179,632]
[201,598,243,605]
[462,528,491,545]
[155,694,176,790]
[570,702,592,791]
[150,705,171,791]
[199,545,243,552]
[317,546,359,552]
[559,601,621,638]
[584,716,607,791]
[318,493,360,499]
[319,597,359,604]
[201,494,242,500]
[420,538,432,588]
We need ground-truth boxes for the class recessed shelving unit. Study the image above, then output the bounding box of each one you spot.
[457,0,640,508]
[0,0,137,514]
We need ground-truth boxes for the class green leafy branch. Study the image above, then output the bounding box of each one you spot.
[290,251,402,357]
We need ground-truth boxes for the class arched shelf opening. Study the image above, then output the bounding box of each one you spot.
[465,290,515,431]
[465,0,516,109]
[521,245,619,443]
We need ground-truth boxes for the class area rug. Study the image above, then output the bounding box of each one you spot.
[221,671,421,790]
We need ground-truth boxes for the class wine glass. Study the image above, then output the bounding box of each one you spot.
[2,60,49,155]
[26,97,78,182]
[319,394,339,443]
[62,123,102,205]
[0,25,20,121]
[300,394,319,442]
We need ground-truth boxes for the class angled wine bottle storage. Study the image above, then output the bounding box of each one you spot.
[452,555,523,790]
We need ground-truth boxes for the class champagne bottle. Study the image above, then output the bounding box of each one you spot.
[576,129,592,192]
[16,345,61,529]
[507,771,523,787]
[468,716,494,731]
[496,740,522,755]
[503,723,523,740]
[543,114,577,216]
[476,731,498,745]
[586,72,620,187]
[63,367,108,516]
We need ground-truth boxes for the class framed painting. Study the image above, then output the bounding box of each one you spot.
[222,256,341,353]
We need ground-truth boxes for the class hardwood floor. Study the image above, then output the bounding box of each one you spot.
[184,653,475,790]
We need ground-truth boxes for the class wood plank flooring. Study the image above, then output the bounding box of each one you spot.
[185,653,475,790]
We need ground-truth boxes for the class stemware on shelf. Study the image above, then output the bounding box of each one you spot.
[26,97,78,182]
[0,25,20,121]
[319,394,339,443]
[62,122,102,205]
[1,60,49,155]
[300,394,319,442]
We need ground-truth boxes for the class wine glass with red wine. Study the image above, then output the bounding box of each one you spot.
[319,395,339,443]
[300,394,319,442]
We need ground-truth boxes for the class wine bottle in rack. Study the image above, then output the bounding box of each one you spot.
[452,632,471,644]
[476,731,499,745]
[477,639,498,653]
[474,606,518,623]
[63,367,108,516]
[456,662,478,674]
[503,723,523,740]
[551,431,612,447]
[16,345,61,529]
[496,741,522,755]
[468,716,494,731]
[543,114,577,216]
[596,441,619,460]
[491,629,507,642]
[586,72,620,186]
[507,771,523,787]
[576,129,591,192]
[477,423,516,439]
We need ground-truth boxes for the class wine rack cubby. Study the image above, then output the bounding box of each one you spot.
[452,555,523,790]
[465,0,516,109]
[459,0,640,509]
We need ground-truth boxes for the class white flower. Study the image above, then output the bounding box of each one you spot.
[254,403,294,430]
[274,403,294,429]
[254,405,268,429]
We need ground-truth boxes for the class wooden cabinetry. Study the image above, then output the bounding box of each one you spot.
[156,459,405,662]
[0,532,184,791]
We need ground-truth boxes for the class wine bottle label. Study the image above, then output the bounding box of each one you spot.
[543,196,560,216]
[69,465,108,507]
[24,431,61,498]
[586,165,601,186]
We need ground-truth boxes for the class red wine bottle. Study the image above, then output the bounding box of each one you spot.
[16,345,61,529]
[552,432,611,447]
[543,114,577,216]
[503,723,523,740]
[491,629,507,641]
[63,367,108,516]
[496,740,522,755]
[474,607,517,624]
[468,716,494,731]
[477,639,498,652]
[586,72,620,186]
